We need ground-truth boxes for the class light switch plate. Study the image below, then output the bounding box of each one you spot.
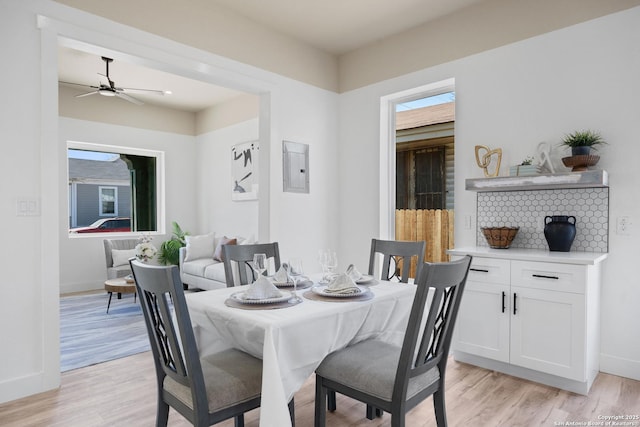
[17,198,40,216]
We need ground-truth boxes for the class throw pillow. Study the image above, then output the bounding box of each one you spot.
[238,235,256,245]
[213,236,237,261]
[184,233,215,262]
[112,249,136,267]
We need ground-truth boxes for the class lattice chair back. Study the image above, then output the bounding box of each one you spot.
[368,238,426,283]
[129,260,210,423]
[222,242,281,287]
[394,255,472,401]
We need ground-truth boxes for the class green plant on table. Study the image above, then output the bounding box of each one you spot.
[158,221,189,266]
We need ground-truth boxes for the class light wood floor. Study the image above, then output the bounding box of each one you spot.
[1,352,638,427]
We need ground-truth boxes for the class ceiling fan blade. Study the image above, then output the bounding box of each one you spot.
[115,91,144,105]
[59,81,100,90]
[76,90,99,98]
[120,87,168,96]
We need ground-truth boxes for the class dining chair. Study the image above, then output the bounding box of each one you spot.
[368,238,426,283]
[315,255,472,427]
[222,242,281,287]
[325,238,428,416]
[129,259,295,427]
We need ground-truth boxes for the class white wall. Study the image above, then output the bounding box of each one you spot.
[0,0,339,403]
[196,119,260,239]
[59,117,198,294]
[268,80,340,269]
[338,7,640,380]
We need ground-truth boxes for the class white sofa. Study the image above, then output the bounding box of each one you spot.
[179,233,253,291]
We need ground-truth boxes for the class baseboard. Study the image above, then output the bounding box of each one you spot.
[60,281,102,295]
[0,371,59,405]
[599,353,640,381]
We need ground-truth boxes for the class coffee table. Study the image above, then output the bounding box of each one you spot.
[104,278,137,313]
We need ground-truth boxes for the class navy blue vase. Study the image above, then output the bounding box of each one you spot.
[544,215,576,252]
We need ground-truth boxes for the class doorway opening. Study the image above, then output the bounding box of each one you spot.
[379,80,455,274]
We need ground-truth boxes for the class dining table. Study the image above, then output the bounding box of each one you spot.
[185,279,417,427]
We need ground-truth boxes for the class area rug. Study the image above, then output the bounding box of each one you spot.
[60,292,149,372]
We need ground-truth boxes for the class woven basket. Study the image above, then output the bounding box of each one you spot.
[481,227,519,249]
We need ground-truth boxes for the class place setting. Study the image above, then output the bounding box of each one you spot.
[225,254,306,310]
[305,253,376,302]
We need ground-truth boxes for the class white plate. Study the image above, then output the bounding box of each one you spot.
[311,285,368,298]
[230,291,292,305]
[355,275,374,284]
[272,280,294,288]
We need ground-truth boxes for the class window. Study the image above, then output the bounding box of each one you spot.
[99,186,117,216]
[68,141,164,235]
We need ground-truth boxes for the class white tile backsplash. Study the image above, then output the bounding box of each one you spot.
[476,188,608,252]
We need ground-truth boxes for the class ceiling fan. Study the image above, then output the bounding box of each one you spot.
[60,56,171,105]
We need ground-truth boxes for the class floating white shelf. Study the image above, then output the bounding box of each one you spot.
[465,170,608,192]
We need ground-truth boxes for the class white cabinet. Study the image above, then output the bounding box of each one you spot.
[455,258,510,362]
[450,248,605,394]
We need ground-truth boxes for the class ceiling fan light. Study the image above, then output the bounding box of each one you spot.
[99,90,116,97]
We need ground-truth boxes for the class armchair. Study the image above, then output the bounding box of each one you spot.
[103,238,139,279]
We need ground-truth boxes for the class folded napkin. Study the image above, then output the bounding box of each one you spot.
[243,276,283,300]
[325,273,361,294]
[346,264,363,282]
[273,264,291,283]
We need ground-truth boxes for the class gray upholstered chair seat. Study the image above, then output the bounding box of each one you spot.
[164,349,262,413]
[316,340,439,402]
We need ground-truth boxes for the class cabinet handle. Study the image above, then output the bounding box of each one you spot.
[501,291,506,313]
[513,293,517,315]
[532,274,559,280]
[470,268,489,273]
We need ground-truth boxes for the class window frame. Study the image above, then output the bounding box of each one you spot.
[98,186,118,216]
[67,140,165,237]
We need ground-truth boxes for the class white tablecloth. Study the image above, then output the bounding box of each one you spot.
[186,281,416,427]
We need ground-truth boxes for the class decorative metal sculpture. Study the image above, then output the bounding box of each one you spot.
[474,145,502,177]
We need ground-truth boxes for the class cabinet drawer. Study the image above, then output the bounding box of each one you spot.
[511,261,585,294]
[468,258,510,285]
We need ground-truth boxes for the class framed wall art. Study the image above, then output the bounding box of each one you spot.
[231,140,259,201]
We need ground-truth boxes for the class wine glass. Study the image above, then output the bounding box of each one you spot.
[285,259,301,302]
[318,250,330,283]
[289,258,304,277]
[325,251,338,276]
[253,253,267,280]
[289,258,304,299]
[318,250,338,283]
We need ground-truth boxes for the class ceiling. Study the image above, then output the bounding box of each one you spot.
[58,0,487,112]
[58,46,245,113]
[212,0,486,55]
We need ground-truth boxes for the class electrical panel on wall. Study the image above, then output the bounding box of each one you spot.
[283,141,309,193]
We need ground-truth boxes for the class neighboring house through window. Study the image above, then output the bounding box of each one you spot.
[68,141,164,234]
[395,99,455,210]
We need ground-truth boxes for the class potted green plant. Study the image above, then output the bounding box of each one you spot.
[509,156,539,176]
[158,221,189,266]
[561,130,606,156]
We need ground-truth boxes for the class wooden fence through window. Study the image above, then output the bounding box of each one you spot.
[395,209,454,278]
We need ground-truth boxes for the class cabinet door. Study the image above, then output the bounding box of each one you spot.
[454,281,510,362]
[510,286,585,381]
